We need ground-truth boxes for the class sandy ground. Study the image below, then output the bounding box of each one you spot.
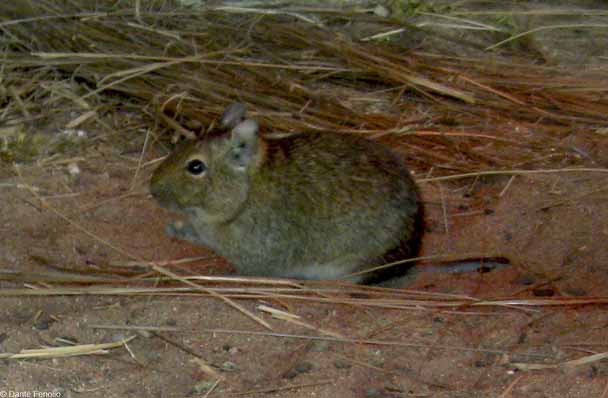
[2,1,608,397]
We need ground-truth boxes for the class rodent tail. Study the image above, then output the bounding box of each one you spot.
[419,257,510,274]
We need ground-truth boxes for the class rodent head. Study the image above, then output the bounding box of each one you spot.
[150,119,263,223]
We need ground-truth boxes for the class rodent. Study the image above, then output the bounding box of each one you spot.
[150,102,423,284]
[150,103,510,284]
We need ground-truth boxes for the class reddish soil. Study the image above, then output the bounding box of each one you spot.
[1,130,607,397]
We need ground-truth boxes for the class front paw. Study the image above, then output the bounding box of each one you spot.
[166,220,197,241]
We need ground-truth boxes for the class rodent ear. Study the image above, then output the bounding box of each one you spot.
[220,102,247,130]
[229,119,259,170]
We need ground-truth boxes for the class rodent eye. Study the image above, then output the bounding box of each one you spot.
[186,159,207,176]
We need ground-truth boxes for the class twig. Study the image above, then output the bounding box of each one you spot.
[419,168,608,183]
[486,24,608,51]
[129,128,151,192]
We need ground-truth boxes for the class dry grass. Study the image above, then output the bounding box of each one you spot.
[1,0,606,172]
[3,268,608,311]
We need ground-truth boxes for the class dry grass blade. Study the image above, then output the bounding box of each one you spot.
[0,269,131,283]
[0,336,136,359]
[258,305,344,338]
[511,351,608,371]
